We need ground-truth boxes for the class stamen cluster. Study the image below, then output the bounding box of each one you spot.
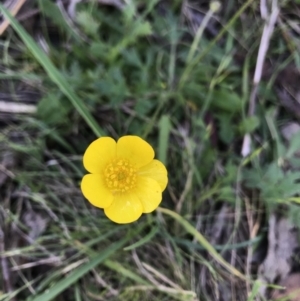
[104,159,137,193]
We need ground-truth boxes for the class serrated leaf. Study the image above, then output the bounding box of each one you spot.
[263,163,283,184]
[122,48,142,68]
[37,93,70,125]
[239,116,260,134]
[76,11,99,36]
[132,20,152,38]
[90,41,109,60]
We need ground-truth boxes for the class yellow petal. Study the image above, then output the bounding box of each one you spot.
[138,159,168,191]
[83,137,116,174]
[135,177,162,213]
[117,136,154,168]
[81,174,114,208]
[104,193,143,224]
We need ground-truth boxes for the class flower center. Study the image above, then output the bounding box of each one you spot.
[103,158,137,194]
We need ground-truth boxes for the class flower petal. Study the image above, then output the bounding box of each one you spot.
[81,174,114,208]
[117,136,154,168]
[83,137,116,174]
[135,176,162,213]
[104,193,143,224]
[138,159,168,191]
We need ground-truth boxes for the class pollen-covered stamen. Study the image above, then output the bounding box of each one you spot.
[104,159,137,193]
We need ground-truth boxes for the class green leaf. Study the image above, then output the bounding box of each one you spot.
[218,115,235,144]
[37,93,70,125]
[133,20,152,37]
[263,163,283,184]
[134,98,154,115]
[76,11,99,36]
[243,162,300,204]
[238,116,260,134]
[90,41,110,60]
[122,48,142,68]
[218,186,235,203]
[123,1,136,23]
[212,90,242,112]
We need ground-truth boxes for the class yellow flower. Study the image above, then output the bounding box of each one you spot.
[81,135,168,224]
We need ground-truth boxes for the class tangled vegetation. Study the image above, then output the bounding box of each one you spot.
[1,0,300,300]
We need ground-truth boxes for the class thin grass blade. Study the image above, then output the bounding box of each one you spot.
[158,115,171,165]
[157,207,246,280]
[28,233,135,301]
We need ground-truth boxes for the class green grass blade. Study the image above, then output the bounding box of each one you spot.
[158,115,171,165]
[104,260,149,285]
[157,207,246,280]
[246,280,263,301]
[0,4,104,137]
[123,226,158,251]
[28,234,134,301]
[174,236,261,251]
[179,0,255,89]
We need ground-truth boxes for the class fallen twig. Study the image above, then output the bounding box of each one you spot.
[241,0,279,157]
[0,224,16,301]
[0,0,27,35]
[0,101,36,114]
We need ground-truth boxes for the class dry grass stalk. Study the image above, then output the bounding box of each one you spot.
[0,0,27,35]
